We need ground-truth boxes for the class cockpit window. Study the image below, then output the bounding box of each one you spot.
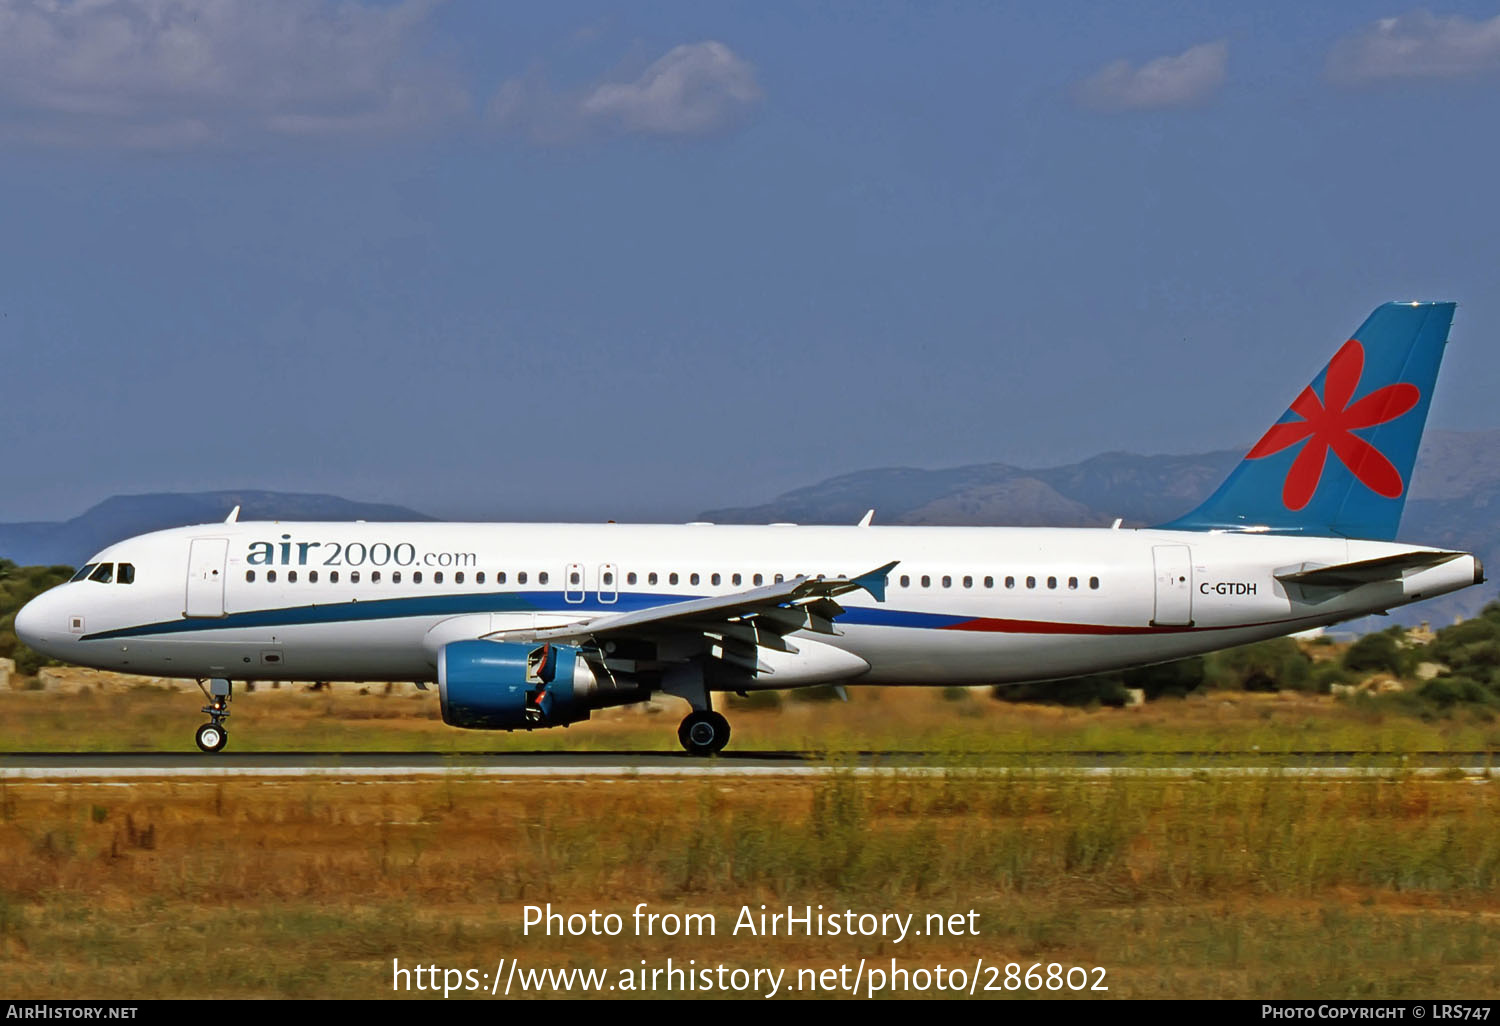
[88,563,114,584]
[71,563,98,582]
[117,563,135,584]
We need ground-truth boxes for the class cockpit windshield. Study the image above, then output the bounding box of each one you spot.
[73,561,135,583]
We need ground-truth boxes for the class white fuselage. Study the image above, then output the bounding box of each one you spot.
[15,521,1482,688]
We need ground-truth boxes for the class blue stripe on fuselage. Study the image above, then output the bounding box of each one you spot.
[81,591,977,641]
[80,590,709,641]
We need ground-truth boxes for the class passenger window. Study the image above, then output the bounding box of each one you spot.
[753,574,764,586]
[412,571,422,584]
[984,576,994,588]
[942,575,952,588]
[454,571,463,584]
[1026,576,1035,589]
[732,573,742,586]
[690,573,700,586]
[310,570,319,583]
[1005,576,1015,589]
[774,574,784,584]
[434,571,443,584]
[288,570,298,583]
[389,571,398,584]
[71,564,97,582]
[627,572,637,585]
[669,573,679,585]
[496,571,506,584]
[330,571,339,583]
[1090,576,1100,590]
[539,571,549,585]
[920,575,930,588]
[475,572,484,585]
[570,570,581,585]
[517,572,527,585]
[246,570,255,583]
[117,563,135,584]
[1047,576,1057,589]
[711,573,720,586]
[89,563,114,584]
[649,572,659,585]
[900,575,910,588]
[962,576,972,588]
[1068,576,1078,590]
[371,571,382,583]
[267,570,277,583]
[351,571,361,584]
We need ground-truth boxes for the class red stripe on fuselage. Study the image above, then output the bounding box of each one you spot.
[940,617,1301,635]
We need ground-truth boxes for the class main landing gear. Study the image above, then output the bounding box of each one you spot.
[194,678,232,753]
[662,663,730,756]
[677,710,731,756]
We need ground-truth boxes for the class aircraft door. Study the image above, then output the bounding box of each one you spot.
[598,563,618,604]
[1151,545,1193,627]
[565,562,585,604]
[185,538,229,618]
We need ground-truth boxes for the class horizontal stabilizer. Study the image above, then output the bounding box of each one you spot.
[1274,550,1466,588]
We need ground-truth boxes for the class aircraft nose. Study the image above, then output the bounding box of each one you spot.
[14,595,42,646]
[13,593,64,658]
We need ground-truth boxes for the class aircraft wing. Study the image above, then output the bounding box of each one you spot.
[483,561,898,673]
[1274,550,1467,588]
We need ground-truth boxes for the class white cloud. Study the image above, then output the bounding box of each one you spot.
[581,41,761,136]
[1328,9,1500,83]
[491,40,762,142]
[1075,40,1228,111]
[0,0,469,148]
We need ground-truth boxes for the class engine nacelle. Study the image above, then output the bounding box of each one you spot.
[437,640,643,730]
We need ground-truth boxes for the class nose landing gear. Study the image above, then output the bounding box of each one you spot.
[194,678,232,753]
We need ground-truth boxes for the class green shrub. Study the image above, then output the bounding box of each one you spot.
[993,675,1130,708]
[1309,661,1354,694]
[1205,638,1312,692]
[1123,656,1204,699]
[1344,628,1411,677]
[1417,675,1496,710]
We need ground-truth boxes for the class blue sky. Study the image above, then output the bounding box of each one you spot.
[3,1,1500,522]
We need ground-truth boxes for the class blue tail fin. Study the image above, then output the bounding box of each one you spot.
[1160,301,1455,540]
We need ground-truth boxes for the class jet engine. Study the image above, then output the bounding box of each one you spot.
[437,640,642,730]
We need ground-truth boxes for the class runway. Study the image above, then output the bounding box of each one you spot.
[0,751,1494,779]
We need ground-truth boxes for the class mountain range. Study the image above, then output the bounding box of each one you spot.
[0,491,432,568]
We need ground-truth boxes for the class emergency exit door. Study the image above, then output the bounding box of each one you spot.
[1151,544,1193,627]
[185,538,229,618]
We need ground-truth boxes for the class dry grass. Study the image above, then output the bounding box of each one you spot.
[2,678,1499,755]
[0,772,1496,998]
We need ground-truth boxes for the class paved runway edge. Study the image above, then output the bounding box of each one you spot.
[0,752,1494,780]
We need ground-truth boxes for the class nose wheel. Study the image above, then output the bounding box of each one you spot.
[195,721,227,753]
[194,678,232,753]
[677,710,730,756]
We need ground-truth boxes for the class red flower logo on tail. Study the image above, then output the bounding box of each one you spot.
[1246,339,1420,511]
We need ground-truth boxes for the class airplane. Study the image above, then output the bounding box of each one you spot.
[14,301,1484,755]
